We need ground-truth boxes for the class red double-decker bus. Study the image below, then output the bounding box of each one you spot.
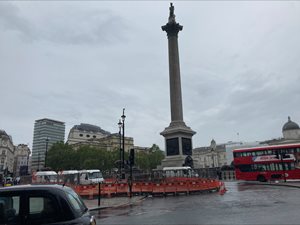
[233,143,300,182]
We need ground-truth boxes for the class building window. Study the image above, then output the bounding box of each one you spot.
[79,134,83,137]
[2,150,5,155]
[93,135,96,138]
[86,135,90,138]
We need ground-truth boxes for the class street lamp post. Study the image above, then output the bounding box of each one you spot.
[118,119,122,179]
[26,153,30,175]
[44,137,49,168]
[121,108,126,179]
[211,151,215,168]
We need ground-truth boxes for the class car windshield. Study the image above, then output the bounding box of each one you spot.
[65,188,87,214]
[88,172,102,179]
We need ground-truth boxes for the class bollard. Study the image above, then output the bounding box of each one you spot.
[98,182,101,207]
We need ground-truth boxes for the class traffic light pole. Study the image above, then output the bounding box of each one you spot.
[129,163,133,198]
[128,148,135,198]
[121,109,126,180]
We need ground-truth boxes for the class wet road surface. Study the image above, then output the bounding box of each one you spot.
[91,182,300,224]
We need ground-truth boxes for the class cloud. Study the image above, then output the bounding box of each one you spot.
[0,3,36,41]
[0,2,130,45]
[1,1,300,149]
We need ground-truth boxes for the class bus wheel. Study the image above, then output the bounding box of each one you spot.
[257,175,266,182]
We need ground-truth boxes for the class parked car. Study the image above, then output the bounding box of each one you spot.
[0,184,96,225]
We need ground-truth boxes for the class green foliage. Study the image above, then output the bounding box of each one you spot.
[135,144,165,171]
[47,143,165,172]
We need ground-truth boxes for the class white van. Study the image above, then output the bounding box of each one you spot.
[33,171,58,183]
[58,170,79,184]
[79,169,104,184]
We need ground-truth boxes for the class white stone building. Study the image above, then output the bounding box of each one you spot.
[67,123,110,145]
[282,116,300,140]
[193,139,264,169]
[0,130,15,175]
[193,117,300,169]
[14,144,31,176]
[193,139,227,168]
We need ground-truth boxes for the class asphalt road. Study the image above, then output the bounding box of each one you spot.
[91,181,300,224]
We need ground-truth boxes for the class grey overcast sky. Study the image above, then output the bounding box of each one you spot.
[1,1,300,150]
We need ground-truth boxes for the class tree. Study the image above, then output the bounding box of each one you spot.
[135,144,165,171]
[46,143,165,173]
[46,142,74,171]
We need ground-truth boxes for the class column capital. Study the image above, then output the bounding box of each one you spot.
[162,22,183,38]
[162,3,183,38]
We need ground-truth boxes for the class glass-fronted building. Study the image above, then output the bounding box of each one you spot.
[31,118,65,171]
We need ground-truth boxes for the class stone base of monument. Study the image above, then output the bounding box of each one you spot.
[160,155,187,167]
[157,155,199,169]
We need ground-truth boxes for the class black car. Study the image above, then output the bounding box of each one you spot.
[0,184,96,225]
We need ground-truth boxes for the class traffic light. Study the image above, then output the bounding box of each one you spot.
[129,148,135,166]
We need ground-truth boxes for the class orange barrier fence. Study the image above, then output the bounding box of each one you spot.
[116,183,128,195]
[152,183,165,194]
[74,178,222,198]
[177,181,188,194]
[141,182,153,194]
[132,182,142,194]
[102,183,117,197]
[164,182,176,194]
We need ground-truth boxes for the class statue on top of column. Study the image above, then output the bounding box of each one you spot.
[168,3,176,23]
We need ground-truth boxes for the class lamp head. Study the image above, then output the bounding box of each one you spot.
[118,119,122,128]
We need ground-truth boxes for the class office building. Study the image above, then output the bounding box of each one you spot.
[31,118,65,171]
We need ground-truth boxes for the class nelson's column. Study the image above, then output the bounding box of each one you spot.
[160,3,196,167]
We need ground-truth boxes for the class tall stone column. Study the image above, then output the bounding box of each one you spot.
[160,3,196,168]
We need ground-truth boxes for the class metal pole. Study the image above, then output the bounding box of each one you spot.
[121,108,126,179]
[98,182,101,206]
[118,120,122,179]
[129,163,133,198]
[26,153,29,175]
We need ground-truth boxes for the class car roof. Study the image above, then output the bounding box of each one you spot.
[61,170,79,174]
[35,171,57,175]
[0,184,71,193]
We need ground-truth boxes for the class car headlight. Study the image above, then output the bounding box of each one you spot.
[90,216,96,225]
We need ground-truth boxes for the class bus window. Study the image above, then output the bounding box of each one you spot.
[256,151,263,156]
[276,164,283,171]
[237,165,252,172]
[269,163,276,171]
[290,162,295,170]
